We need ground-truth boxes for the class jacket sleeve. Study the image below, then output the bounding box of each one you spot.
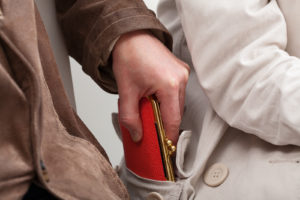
[55,0,172,93]
[175,0,300,146]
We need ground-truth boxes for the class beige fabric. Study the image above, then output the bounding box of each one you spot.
[119,0,300,199]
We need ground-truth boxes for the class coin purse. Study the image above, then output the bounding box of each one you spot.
[119,96,176,181]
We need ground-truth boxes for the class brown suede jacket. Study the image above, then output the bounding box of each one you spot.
[0,0,171,199]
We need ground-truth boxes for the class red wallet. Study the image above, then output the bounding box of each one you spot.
[119,97,175,181]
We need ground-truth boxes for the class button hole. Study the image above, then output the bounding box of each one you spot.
[269,159,300,164]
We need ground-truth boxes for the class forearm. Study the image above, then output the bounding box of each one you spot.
[177,0,300,145]
[55,0,172,93]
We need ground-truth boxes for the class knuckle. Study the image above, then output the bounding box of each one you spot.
[163,79,174,90]
[173,62,190,85]
[180,61,190,71]
[181,70,189,84]
[170,81,180,90]
[119,115,137,128]
[166,77,180,90]
[182,64,190,78]
[184,63,190,71]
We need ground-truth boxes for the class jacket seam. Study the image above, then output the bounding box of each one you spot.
[93,14,156,52]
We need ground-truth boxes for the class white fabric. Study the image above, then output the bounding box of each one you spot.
[119,0,300,199]
[173,0,300,146]
[35,0,76,109]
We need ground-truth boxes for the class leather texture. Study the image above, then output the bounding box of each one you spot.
[120,98,167,181]
[0,0,172,199]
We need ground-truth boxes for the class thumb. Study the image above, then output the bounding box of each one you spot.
[118,95,143,142]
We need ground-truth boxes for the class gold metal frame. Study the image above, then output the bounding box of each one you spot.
[149,96,176,182]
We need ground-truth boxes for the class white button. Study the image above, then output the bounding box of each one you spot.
[146,192,164,200]
[203,163,229,187]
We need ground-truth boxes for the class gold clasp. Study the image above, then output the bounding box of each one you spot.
[149,96,176,182]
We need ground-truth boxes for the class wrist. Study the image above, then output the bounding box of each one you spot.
[112,30,155,57]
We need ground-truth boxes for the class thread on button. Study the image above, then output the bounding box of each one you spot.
[203,163,229,187]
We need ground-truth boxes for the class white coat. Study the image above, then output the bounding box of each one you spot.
[117,0,300,199]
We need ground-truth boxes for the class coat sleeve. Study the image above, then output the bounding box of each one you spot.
[55,0,172,93]
[175,0,300,146]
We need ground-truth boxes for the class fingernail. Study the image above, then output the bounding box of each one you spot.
[130,130,142,142]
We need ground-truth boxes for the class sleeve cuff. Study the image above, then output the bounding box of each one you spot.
[81,8,172,93]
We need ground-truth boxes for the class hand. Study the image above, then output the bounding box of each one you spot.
[112,30,189,143]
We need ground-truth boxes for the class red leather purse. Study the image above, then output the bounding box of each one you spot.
[119,96,175,181]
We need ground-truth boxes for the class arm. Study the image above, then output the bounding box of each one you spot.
[55,0,189,143]
[175,0,300,145]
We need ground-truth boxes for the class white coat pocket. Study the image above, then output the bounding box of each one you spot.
[117,130,195,200]
[119,162,184,200]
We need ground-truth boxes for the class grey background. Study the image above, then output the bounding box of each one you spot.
[70,0,159,166]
